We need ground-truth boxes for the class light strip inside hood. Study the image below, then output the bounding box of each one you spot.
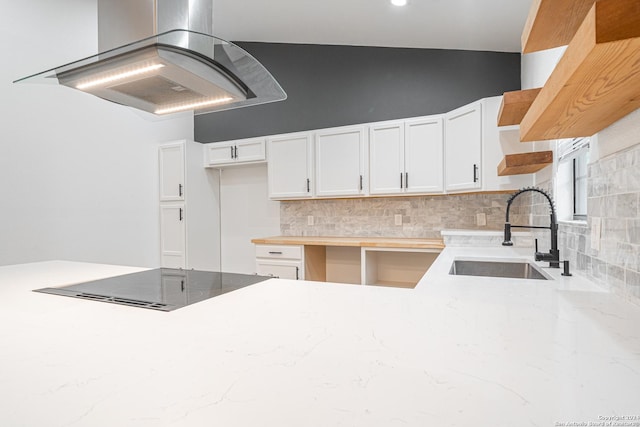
[14,30,286,115]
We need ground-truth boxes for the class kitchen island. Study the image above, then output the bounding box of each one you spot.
[1,246,639,426]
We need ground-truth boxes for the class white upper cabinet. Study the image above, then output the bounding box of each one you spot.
[159,142,185,202]
[369,121,405,195]
[315,126,367,197]
[445,102,482,192]
[204,138,266,167]
[369,117,444,195]
[405,116,444,194]
[267,132,313,199]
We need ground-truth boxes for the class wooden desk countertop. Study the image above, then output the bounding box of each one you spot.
[251,236,445,250]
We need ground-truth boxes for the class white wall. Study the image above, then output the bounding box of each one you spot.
[520,46,566,90]
[0,0,194,267]
[219,164,280,274]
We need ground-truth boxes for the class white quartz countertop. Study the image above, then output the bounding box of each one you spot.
[1,251,640,426]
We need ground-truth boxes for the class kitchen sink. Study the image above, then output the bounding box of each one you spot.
[449,259,551,280]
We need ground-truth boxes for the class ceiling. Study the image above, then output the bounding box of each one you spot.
[213,0,532,53]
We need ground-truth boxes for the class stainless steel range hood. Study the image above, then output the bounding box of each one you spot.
[14,0,286,115]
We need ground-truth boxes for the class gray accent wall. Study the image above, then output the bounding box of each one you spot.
[195,43,521,143]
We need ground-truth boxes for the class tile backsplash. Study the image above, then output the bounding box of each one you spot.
[280,192,530,238]
[559,142,640,302]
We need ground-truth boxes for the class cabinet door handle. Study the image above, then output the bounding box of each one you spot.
[234,146,238,159]
[295,266,299,280]
[179,208,183,221]
[400,173,403,189]
[178,184,183,197]
[230,146,235,159]
[405,172,409,189]
[473,164,478,183]
[268,251,283,255]
[359,175,363,191]
[306,178,310,193]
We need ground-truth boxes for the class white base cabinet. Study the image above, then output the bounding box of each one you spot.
[160,203,186,268]
[255,244,304,280]
[159,140,220,271]
[253,242,441,288]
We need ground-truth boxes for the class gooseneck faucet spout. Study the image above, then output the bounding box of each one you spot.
[502,187,560,268]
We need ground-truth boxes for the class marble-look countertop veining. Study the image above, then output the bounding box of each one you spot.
[1,240,640,426]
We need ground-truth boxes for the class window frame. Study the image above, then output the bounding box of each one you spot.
[557,137,590,222]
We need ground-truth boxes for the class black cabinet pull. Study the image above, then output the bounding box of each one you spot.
[306,178,310,193]
[230,146,234,159]
[405,172,409,189]
[295,266,299,280]
[178,184,183,197]
[400,172,403,189]
[234,146,238,159]
[473,164,478,183]
[359,175,363,191]
[179,208,183,221]
[268,251,283,255]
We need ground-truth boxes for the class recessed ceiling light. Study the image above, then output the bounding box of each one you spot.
[391,0,407,6]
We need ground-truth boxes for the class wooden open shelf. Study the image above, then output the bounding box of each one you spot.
[520,0,640,142]
[497,88,541,126]
[521,0,596,53]
[497,151,553,176]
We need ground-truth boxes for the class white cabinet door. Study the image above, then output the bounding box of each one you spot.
[445,102,482,192]
[235,139,266,163]
[160,204,186,269]
[205,139,266,167]
[206,143,235,166]
[369,122,404,195]
[315,126,366,197]
[405,116,444,194]
[267,133,313,199]
[159,143,185,201]
[256,261,302,280]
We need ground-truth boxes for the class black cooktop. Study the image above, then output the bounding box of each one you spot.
[34,268,270,312]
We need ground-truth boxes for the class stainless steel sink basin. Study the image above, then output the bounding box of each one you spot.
[449,259,551,280]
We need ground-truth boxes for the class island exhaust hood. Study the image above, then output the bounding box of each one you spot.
[14,0,286,115]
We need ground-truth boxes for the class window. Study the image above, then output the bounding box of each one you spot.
[572,146,589,220]
[556,138,590,221]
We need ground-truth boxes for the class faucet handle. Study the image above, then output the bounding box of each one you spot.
[561,260,572,276]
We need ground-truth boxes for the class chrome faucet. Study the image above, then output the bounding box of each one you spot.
[502,187,560,268]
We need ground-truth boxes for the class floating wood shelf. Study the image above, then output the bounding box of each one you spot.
[520,0,640,142]
[497,88,541,126]
[497,151,553,176]
[521,0,596,53]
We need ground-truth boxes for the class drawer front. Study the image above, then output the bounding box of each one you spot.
[255,244,303,260]
[256,262,301,280]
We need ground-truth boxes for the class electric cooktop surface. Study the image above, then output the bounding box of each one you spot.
[34,268,271,311]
